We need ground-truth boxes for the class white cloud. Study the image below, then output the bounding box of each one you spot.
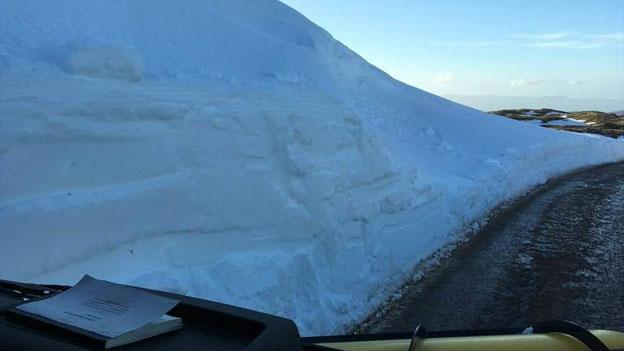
[525,40,602,49]
[432,31,622,52]
[432,41,497,47]
[510,78,543,88]
[434,72,456,83]
[512,32,569,40]
[583,32,624,41]
[515,31,623,49]
[569,80,588,86]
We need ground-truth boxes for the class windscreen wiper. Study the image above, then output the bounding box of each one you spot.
[0,279,68,301]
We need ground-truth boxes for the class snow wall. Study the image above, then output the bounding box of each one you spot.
[1,0,623,335]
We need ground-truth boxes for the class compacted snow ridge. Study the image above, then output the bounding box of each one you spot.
[1,0,624,336]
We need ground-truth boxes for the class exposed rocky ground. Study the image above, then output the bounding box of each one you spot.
[491,108,624,139]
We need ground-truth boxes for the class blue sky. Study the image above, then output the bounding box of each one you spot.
[280,0,624,111]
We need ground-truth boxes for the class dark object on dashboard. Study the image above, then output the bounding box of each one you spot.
[0,279,302,351]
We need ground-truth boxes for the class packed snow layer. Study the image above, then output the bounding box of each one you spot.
[2,0,624,336]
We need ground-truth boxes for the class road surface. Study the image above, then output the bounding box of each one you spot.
[361,161,624,333]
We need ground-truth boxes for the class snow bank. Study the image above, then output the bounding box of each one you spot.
[544,118,586,126]
[545,111,564,116]
[1,0,624,335]
[523,119,544,126]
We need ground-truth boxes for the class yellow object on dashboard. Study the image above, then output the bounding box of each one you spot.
[319,330,624,351]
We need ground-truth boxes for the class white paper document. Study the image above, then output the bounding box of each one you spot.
[16,275,179,338]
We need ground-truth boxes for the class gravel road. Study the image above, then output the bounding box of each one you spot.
[362,161,624,333]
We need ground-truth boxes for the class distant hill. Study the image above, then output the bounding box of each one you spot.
[490,108,624,139]
[444,94,624,112]
[613,110,624,116]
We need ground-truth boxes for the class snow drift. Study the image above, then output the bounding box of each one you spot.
[1,0,623,335]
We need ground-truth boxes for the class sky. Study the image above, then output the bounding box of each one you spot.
[280,0,624,111]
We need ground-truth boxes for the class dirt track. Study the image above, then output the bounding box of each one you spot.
[362,161,624,333]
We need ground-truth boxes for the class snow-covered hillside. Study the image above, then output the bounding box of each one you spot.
[1,0,623,335]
